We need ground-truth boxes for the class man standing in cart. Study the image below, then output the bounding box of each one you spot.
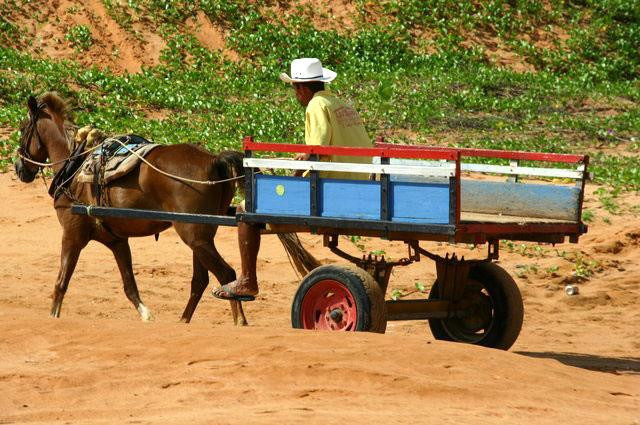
[212,58,372,301]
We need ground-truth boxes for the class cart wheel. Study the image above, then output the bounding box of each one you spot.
[427,262,523,350]
[291,264,386,333]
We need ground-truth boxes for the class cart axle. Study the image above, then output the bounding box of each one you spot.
[386,299,468,321]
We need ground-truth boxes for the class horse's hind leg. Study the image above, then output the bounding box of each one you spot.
[230,300,247,326]
[51,236,86,318]
[174,223,247,325]
[180,253,245,325]
[192,241,247,326]
[108,239,153,321]
[180,253,209,323]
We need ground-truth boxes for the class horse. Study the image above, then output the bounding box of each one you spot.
[13,92,248,325]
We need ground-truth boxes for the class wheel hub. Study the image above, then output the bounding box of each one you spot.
[329,308,343,323]
[459,290,492,332]
[300,279,358,331]
[442,279,495,343]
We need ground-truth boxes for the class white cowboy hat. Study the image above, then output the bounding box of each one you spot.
[279,58,337,83]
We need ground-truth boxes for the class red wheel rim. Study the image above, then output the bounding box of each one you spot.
[300,279,358,331]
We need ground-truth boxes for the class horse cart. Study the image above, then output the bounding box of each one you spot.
[72,138,590,350]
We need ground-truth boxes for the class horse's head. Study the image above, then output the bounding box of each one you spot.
[14,96,47,183]
[14,93,73,183]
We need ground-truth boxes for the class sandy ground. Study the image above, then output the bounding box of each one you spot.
[0,172,639,424]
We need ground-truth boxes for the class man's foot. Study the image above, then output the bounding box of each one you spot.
[212,281,258,302]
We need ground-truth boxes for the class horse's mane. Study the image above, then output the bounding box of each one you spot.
[39,92,70,121]
[37,91,78,151]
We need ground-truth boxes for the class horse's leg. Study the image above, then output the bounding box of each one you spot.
[231,300,247,326]
[193,241,247,326]
[180,253,209,323]
[50,236,85,318]
[107,239,153,322]
[174,223,247,326]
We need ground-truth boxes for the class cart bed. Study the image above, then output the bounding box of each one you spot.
[241,139,589,245]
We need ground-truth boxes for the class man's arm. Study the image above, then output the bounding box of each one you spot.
[291,102,331,177]
[305,103,331,147]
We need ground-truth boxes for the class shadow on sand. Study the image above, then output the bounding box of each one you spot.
[517,351,640,375]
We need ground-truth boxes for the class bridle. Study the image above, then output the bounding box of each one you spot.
[17,101,47,171]
[17,103,89,170]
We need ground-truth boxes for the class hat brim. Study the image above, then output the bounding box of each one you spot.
[279,68,337,84]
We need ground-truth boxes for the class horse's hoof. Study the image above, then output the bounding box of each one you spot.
[141,314,154,322]
[137,304,154,322]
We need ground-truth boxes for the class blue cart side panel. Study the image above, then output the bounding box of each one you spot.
[320,179,380,220]
[461,180,580,221]
[391,181,450,224]
[255,175,451,224]
[254,175,310,216]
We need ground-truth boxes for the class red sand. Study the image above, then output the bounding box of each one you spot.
[1,172,639,424]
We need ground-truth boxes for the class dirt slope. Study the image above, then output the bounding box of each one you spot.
[0,172,639,424]
[2,0,554,74]
[7,0,165,73]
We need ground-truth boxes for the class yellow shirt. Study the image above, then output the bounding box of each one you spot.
[305,90,371,180]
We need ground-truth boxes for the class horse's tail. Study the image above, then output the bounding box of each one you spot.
[214,150,245,194]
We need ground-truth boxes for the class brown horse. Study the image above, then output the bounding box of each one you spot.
[14,92,247,324]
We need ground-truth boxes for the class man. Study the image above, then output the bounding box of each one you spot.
[213,58,372,301]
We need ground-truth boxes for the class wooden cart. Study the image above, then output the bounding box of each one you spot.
[73,138,590,350]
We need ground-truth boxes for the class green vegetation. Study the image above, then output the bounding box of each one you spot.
[65,25,94,51]
[581,209,594,223]
[390,282,428,300]
[0,0,638,193]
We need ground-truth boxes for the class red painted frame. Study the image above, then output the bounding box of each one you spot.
[243,138,459,161]
[374,141,588,164]
[459,223,581,235]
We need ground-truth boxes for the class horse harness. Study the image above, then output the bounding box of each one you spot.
[18,102,47,178]
[19,106,158,239]
[45,131,151,238]
[49,140,87,202]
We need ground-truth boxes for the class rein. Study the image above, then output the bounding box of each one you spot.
[17,145,102,168]
[18,107,246,193]
[17,106,100,169]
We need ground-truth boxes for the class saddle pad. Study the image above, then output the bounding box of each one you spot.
[77,143,160,184]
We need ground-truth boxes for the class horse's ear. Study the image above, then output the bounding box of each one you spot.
[27,95,38,117]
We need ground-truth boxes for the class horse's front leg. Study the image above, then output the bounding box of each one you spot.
[50,236,85,318]
[107,239,153,322]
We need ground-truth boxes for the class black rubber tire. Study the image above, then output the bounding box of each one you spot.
[291,264,387,333]
[427,262,524,350]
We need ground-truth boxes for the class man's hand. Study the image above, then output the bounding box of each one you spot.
[294,152,310,161]
[292,153,310,176]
